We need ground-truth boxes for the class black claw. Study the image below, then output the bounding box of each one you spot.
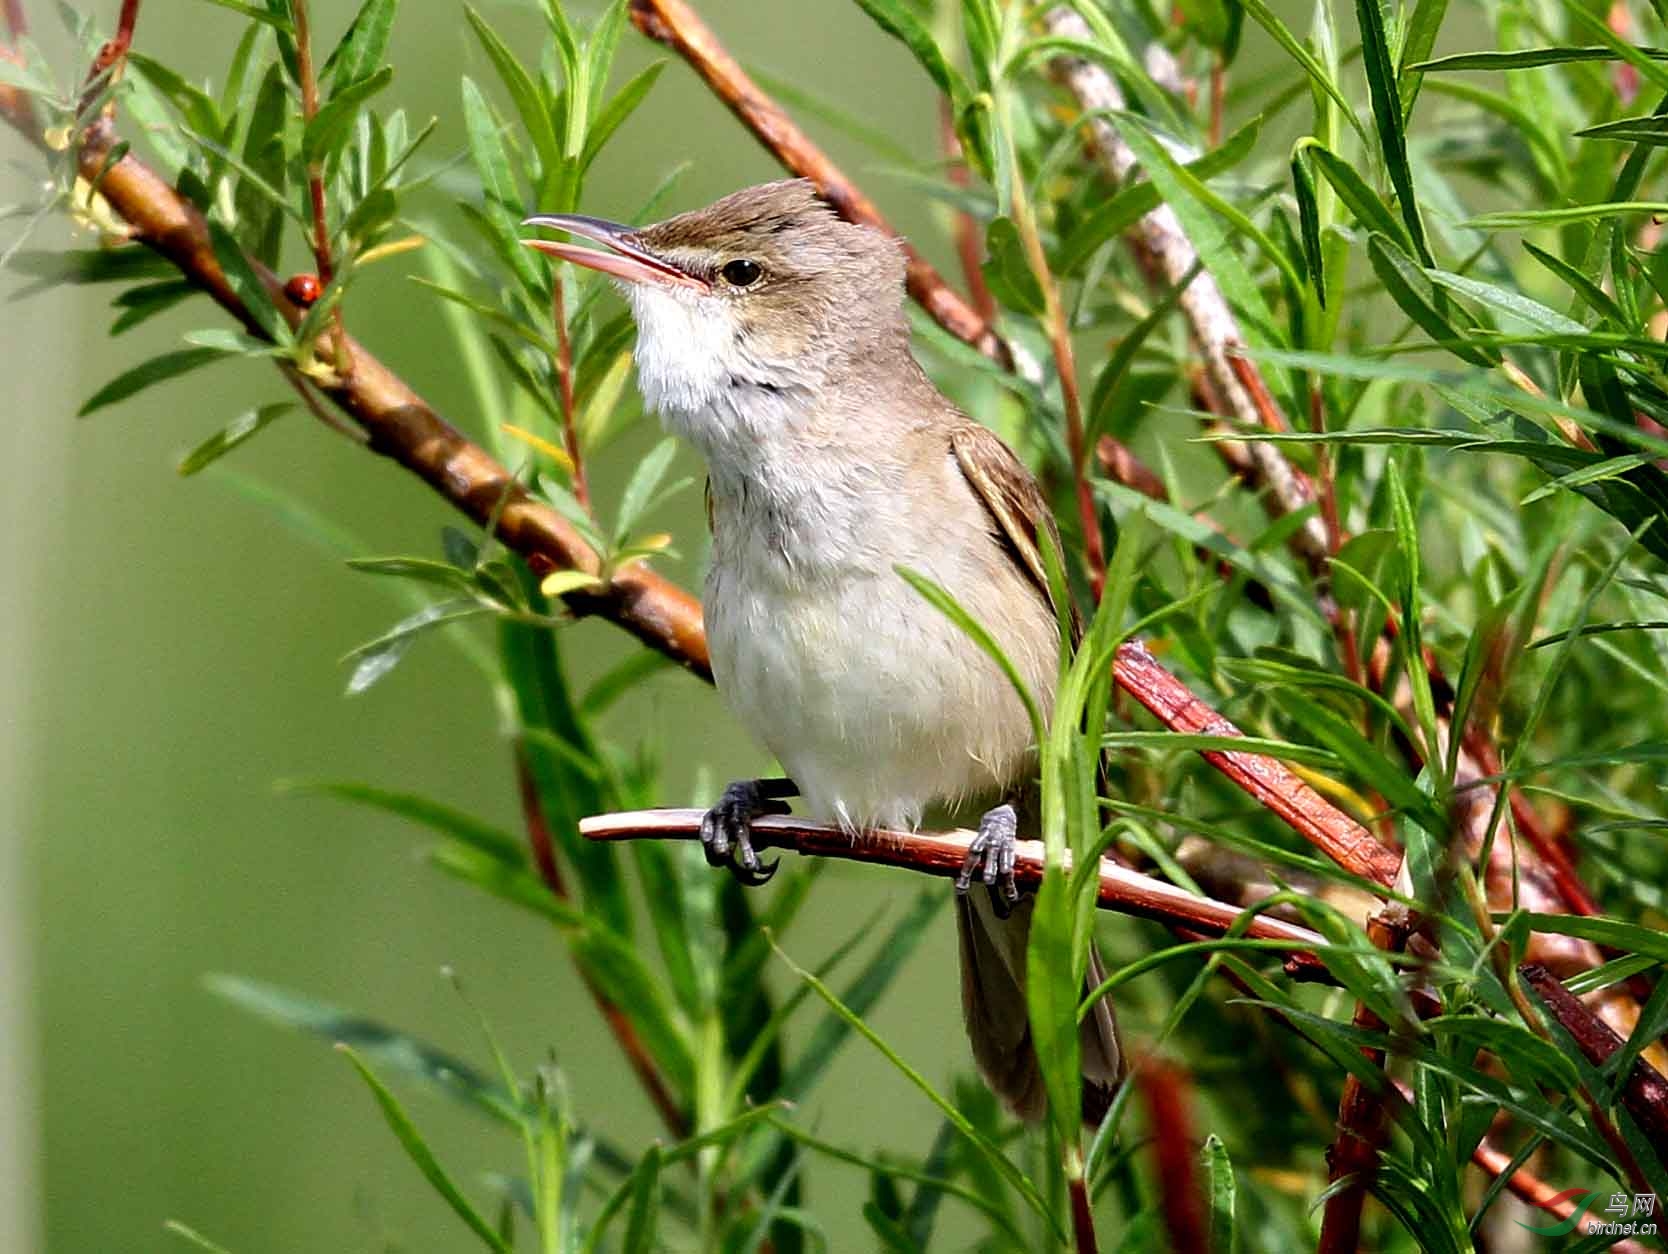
[700,778,793,887]
[956,802,1022,917]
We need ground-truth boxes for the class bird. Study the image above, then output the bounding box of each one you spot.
[524,179,1122,1122]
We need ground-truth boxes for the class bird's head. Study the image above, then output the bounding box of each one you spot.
[524,180,908,434]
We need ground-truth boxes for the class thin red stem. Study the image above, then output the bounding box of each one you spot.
[551,279,589,510]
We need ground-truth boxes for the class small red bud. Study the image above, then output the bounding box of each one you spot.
[284,273,321,306]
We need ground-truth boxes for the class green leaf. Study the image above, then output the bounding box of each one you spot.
[771,940,1060,1238]
[194,0,294,30]
[1462,202,1668,229]
[1202,1135,1235,1254]
[465,5,560,176]
[1507,913,1668,963]
[182,327,285,355]
[1054,117,1261,275]
[981,216,1045,315]
[177,403,291,475]
[338,1046,513,1253]
[205,974,520,1125]
[323,0,398,92]
[1027,864,1082,1145]
[582,60,666,172]
[1367,235,1497,367]
[613,436,682,546]
[1425,1015,1581,1091]
[1301,142,1414,254]
[1111,112,1282,345]
[1291,151,1324,303]
[280,778,526,862]
[1412,46,1668,71]
[1522,241,1628,324]
[128,52,222,135]
[1576,113,1668,146]
[343,600,490,695]
[622,1145,661,1252]
[849,0,968,102]
[111,280,197,335]
[303,64,393,165]
[79,347,229,416]
[1237,0,1368,144]
[780,888,944,1101]
[1424,270,1586,335]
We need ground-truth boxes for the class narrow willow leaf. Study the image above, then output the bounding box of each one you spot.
[1412,46,1668,70]
[1463,202,1668,228]
[344,600,489,695]
[1522,455,1656,504]
[1237,0,1369,143]
[1202,1135,1235,1254]
[1425,270,1586,334]
[79,347,228,416]
[851,0,968,101]
[1508,913,1668,963]
[772,940,1060,1236]
[613,436,681,546]
[1292,151,1324,303]
[581,61,665,172]
[303,65,393,164]
[982,216,1045,314]
[1302,142,1415,255]
[281,779,526,862]
[195,0,293,31]
[465,5,560,175]
[1111,113,1282,344]
[1522,241,1627,324]
[338,1046,513,1253]
[1054,117,1261,275]
[206,974,519,1125]
[781,888,944,1100]
[1367,235,1497,367]
[622,1146,661,1253]
[178,403,291,475]
[323,0,398,91]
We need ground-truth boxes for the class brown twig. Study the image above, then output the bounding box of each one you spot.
[75,0,139,118]
[940,99,997,325]
[1137,1061,1208,1254]
[1521,964,1668,1152]
[581,809,1332,956]
[550,278,589,511]
[516,751,689,1139]
[1113,642,1403,885]
[1009,169,1106,595]
[626,0,1011,368]
[1317,906,1412,1254]
[44,115,711,676]
[290,0,351,380]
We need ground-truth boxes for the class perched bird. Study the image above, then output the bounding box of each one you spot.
[525,180,1121,1120]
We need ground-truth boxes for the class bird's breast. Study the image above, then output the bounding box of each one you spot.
[703,478,1056,832]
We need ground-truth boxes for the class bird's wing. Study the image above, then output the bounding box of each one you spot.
[948,420,1080,643]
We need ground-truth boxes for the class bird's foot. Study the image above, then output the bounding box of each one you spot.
[955,802,1021,919]
[701,777,794,886]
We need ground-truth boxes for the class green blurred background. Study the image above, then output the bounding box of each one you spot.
[1,3,991,1249]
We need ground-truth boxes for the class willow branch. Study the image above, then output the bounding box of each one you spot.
[1472,1140,1651,1253]
[1318,907,1412,1254]
[626,0,1011,368]
[1042,6,1329,567]
[581,808,1330,954]
[50,116,710,677]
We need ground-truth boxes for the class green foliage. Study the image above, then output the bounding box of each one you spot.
[14,0,1668,1249]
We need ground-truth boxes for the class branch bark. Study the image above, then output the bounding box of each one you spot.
[580,808,1331,955]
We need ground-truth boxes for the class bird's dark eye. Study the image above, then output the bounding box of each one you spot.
[721,258,763,287]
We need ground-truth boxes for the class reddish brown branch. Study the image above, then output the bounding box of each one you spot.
[1113,642,1403,885]
[550,279,589,510]
[290,0,351,378]
[627,0,1010,367]
[55,117,710,676]
[517,753,689,1139]
[1318,908,1412,1254]
[1521,964,1668,1151]
[77,0,140,116]
[1138,1061,1208,1254]
[580,809,1331,957]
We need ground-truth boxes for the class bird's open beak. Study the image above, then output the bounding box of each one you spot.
[521,214,707,291]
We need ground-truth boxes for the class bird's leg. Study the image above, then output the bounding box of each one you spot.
[701,777,796,886]
[955,802,1021,919]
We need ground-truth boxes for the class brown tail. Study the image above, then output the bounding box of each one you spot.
[956,891,1124,1123]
